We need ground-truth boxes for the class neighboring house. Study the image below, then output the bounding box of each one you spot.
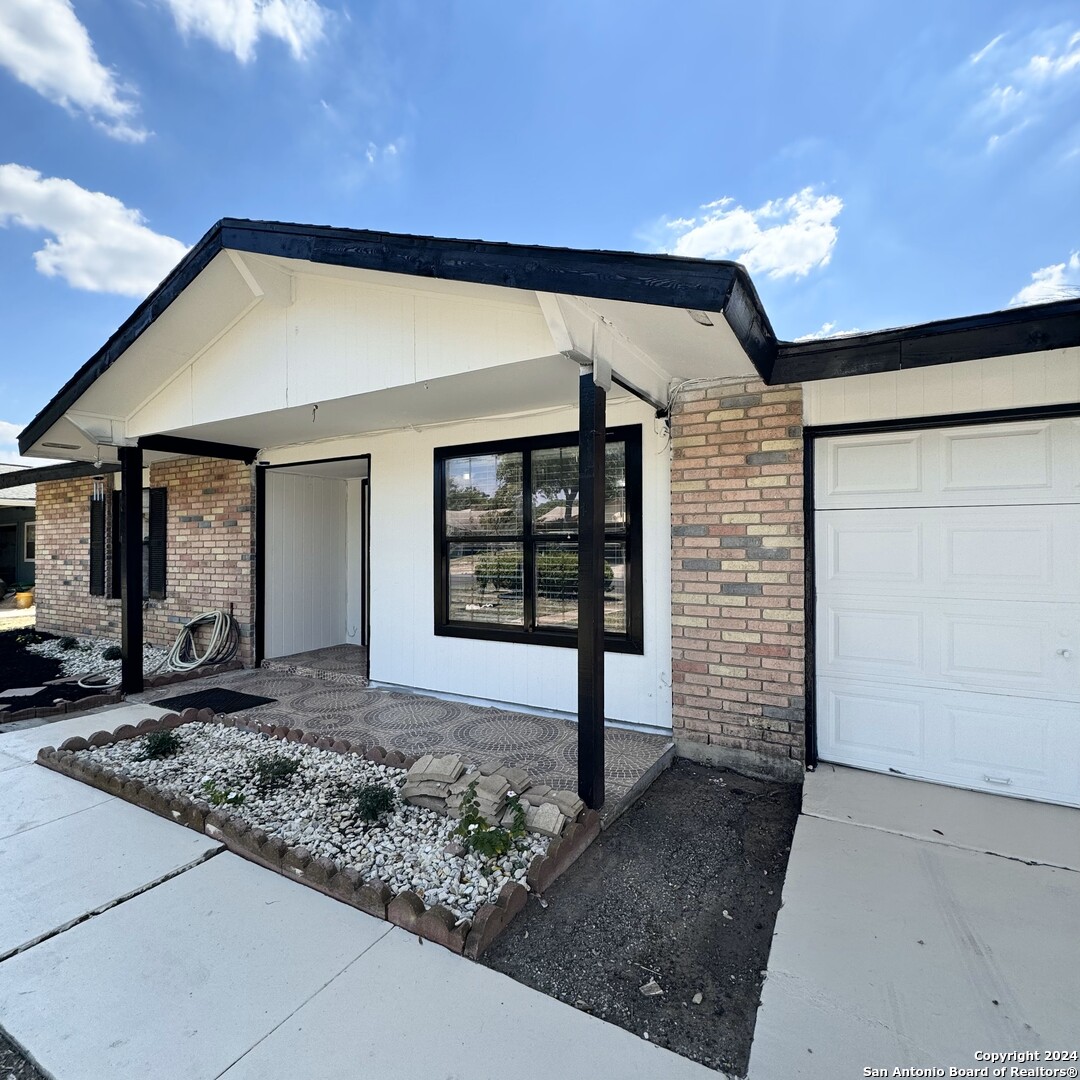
[14,219,1080,811]
[0,464,36,590]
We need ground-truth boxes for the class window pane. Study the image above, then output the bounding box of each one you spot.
[534,541,628,634]
[532,442,627,533]
[445,453,523,536]
[448,543,524,626]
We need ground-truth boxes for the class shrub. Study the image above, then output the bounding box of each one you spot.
[474,551,522,594]
[200,778,244,807]
[102,645,123,661]
[59,636,80,650]
[535,551,613,599]
[137,729,183,760]
[252,753,299,796]
[453,779,527,860]
[353,783,396,822]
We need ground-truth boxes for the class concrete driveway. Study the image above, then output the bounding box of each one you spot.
[749,765,1080,1079]
[0,708,717,1080]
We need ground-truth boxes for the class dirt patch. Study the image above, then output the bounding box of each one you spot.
[0,1027,46,1080]
[483,758,800,1077]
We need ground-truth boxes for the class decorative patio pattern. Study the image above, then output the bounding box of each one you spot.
[143,666,672,818]
[261,645,368,685]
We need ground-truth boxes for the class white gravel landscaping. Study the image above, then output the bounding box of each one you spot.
[28,635,169,683]
[81,723,550,920]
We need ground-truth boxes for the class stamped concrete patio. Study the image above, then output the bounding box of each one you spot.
[133,650,673,824]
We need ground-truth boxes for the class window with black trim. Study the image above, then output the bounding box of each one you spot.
[434,425,643,653]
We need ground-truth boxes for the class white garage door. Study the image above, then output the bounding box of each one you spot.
[815,418,1080,807]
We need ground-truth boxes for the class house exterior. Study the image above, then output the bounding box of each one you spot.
[0,465,36,590]
[15,219,1080,810]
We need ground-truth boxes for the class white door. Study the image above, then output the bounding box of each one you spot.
[815,419,1080,807]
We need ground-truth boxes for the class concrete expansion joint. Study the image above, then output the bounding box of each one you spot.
[0,844,223,965]
[800,810,1079,874]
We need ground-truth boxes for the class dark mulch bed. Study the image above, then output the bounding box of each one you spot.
[483,759,800,1077]
[0,1026,46,1080]
[0,629,102,716]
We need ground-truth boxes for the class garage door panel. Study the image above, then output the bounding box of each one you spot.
[816,415,1080,808]
[820,597,1079,697]
[940,423,1052,494]
[827,606,924,675]
[817,420,1076,509]
[823,684,926,764]
[817,677,1080,806]
[820,507,1080,603]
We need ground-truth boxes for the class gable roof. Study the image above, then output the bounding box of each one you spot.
[17,219,774,456]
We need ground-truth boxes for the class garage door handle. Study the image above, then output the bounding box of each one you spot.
[984,775,1013,785]
[1057,648,1072,659]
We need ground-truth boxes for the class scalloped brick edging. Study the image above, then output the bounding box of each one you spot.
[34,712,596,958]
[0,690,123,726]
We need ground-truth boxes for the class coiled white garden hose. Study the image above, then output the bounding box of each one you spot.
[76,609,240,690]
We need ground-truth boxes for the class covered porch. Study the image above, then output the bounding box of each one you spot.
[18,220,770,810]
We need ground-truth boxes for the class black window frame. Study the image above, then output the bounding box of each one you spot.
[98,485,167,600]
[433,424,644,654]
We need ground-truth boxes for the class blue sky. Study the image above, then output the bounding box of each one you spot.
[2,0,1079,464]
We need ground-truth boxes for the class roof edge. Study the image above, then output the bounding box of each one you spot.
[19,218,772,455]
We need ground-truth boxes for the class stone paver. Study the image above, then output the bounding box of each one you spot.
[0,853,393,1080]
[219,926,718,1080]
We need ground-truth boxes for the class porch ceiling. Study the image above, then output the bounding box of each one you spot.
[146,354,629,453]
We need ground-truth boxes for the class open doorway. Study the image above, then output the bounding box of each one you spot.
[257,454,370,678]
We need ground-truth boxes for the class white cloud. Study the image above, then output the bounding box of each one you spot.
[0,0,146,142]
[161,0,328,63]
[665,188,843,280]
[969,25,1080,149]
[0,420,61,468]
[0,164,189,297]
[1009,252,1080,306]
[795,322,864,342]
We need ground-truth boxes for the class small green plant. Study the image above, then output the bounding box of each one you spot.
[353,783,396,822]
[137,729,183,760]
[200,777,244,807]
[102,644,123,661]
[15,630,49,646]
[453,779,527,860]
[59,636,80,650]
[252,753,300,796]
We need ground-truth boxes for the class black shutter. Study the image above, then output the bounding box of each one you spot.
[109,490,122,599]
[89,498,105,596]
[148,487,167,600]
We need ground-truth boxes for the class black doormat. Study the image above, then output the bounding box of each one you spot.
[151,687,277,714]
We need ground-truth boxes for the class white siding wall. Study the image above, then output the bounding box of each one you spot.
[262,398,672,729]
[126,273,556,437]
[804,347,1080,426]
[265,472,348,658]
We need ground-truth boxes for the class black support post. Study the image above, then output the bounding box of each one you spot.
[577,368,606,810]
[119,445,144,694]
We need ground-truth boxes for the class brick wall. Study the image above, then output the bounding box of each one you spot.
[35,458,256,665]
[669,377,805,780]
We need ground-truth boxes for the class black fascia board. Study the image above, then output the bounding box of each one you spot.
[771,297,1080,384]
[20,218,776,455]
[0,460,121,489]
[137,434,259,464]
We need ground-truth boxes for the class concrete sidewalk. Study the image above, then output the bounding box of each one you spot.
[0,706,718,1080]
[748,766,1080,1079]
